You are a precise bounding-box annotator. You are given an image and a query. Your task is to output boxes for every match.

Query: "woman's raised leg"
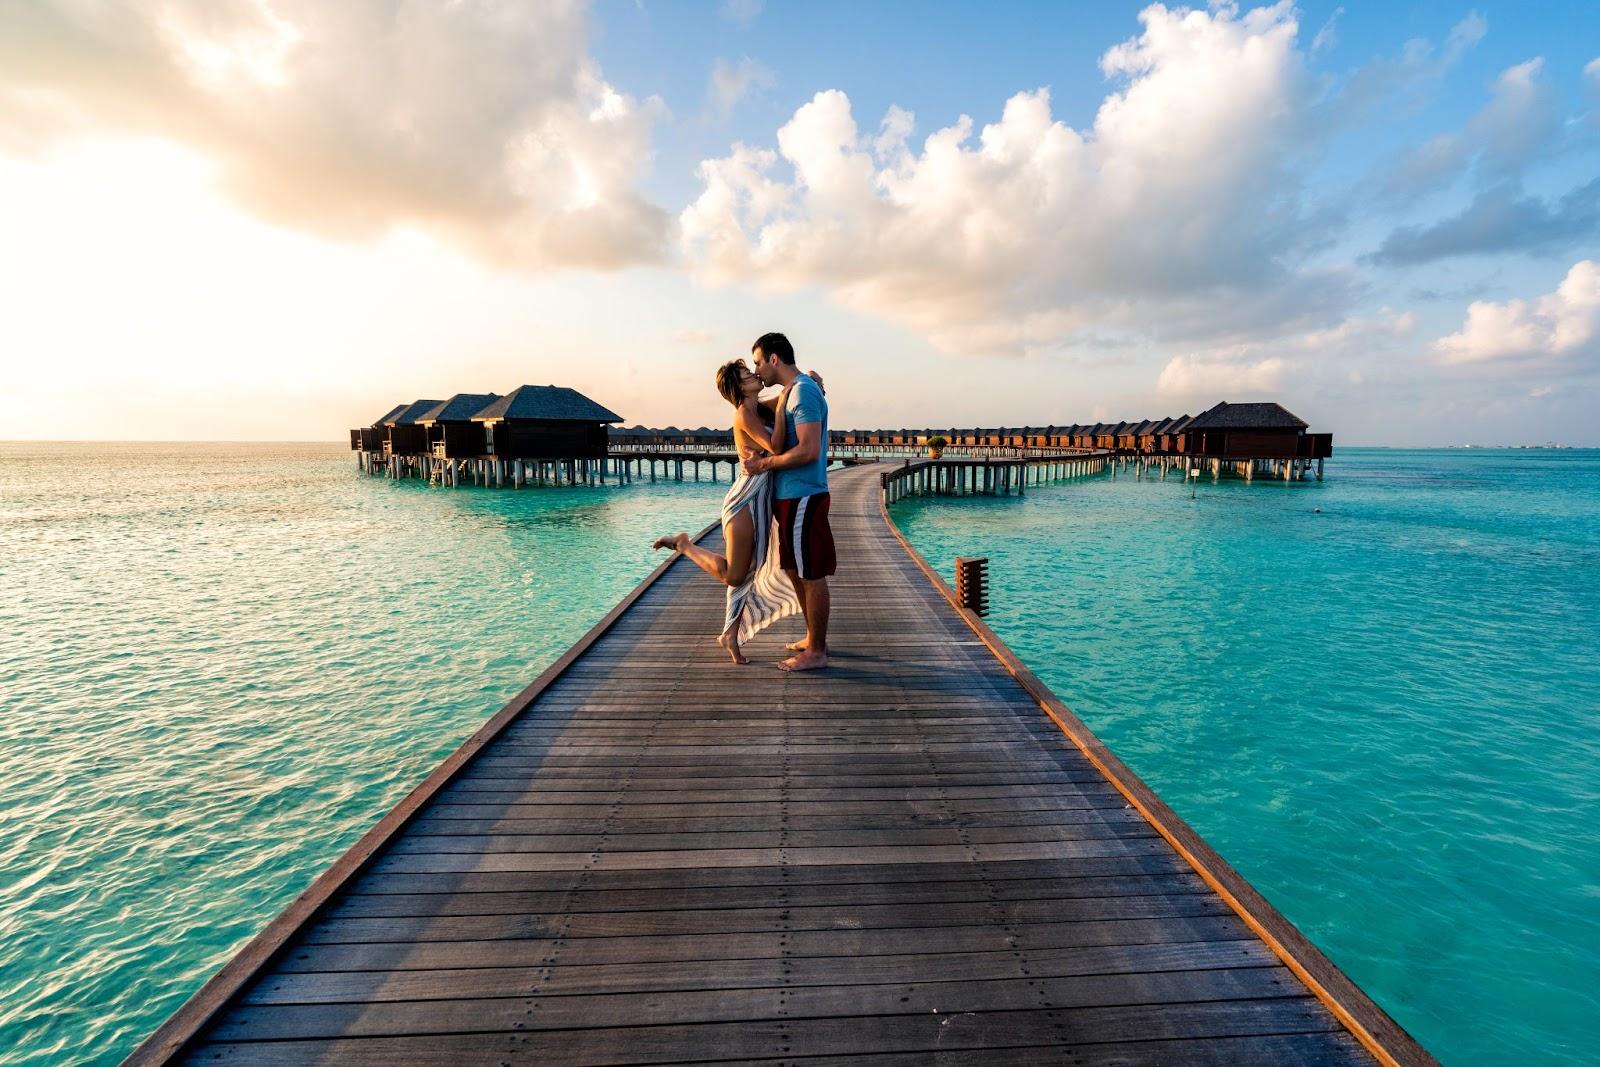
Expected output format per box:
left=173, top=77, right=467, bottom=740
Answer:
left=658, top=532, right=729, bottom=582
left=656, top=508, right=755, bottom=589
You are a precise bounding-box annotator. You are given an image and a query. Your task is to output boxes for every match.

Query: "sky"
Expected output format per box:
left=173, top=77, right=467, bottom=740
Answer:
left=0, top=1, right=1597, bottom=445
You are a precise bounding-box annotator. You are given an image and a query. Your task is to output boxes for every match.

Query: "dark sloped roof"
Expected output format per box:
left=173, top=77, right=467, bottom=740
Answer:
left=372, top=403, right=408, bottom=426
left=472, top=385, right=623, bottom=423
left=1167, top=414, right=1194, bottom=433
left=1185, top=401, right=1307, bottom=431
left=388, top=399, right=445, bottom=426
left=418, top=393, right=500, bottom=423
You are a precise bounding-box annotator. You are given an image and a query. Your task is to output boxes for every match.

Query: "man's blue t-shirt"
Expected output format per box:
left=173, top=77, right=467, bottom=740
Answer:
left=775, top=374, right=828, bottom=500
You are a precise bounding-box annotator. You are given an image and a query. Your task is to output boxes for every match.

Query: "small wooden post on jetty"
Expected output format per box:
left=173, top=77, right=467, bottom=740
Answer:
left=955, top=555, right=990, bottom=616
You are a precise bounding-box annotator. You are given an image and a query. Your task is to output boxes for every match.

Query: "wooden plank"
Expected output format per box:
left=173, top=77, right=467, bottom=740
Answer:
left=327, top=872, right=1211, bottom=920
left=344, top=854, right=1195, bottom=897
left=411, top=792, right=1132, bottom=818
left=403, top=807, right=1142, bottom=835
left=380, top=820, right=1154, bottom=855
left=367, top=837, right=1174, bottom=874
left=275, top=914, right=1257, bottom=973
left=210, top=966, right=1301, bottom=1040
left=244, top=938, right=1277, bottom=1004
left=716, top=1031, right=1372, bottom=1065
left=183, top=999, right=1348, bottom=1065
left=301, top=893, right=1234, bottom=945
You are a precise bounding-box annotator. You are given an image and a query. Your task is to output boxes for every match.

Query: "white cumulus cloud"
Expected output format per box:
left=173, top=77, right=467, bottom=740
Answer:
left=1156, top=354, right=1286, bottom=398
left=681, top=2, right=1333, bottom=355
left=0, top=1, right=670, bottom=270
left=1433, top=260, right=1600, bottom=367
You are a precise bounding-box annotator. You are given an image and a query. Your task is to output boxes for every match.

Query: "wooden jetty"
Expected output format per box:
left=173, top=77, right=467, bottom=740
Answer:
left=128, top=462, right=1429, bottom=1065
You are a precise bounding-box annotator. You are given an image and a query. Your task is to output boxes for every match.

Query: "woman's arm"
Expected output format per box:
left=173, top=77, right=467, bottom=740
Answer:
left=735, top=405, right=777, bottom=455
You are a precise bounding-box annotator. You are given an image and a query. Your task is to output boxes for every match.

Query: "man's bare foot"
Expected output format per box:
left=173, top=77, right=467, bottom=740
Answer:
left=778, top=650, right=828, bottom=672
left=652, top=533, right=685, bottom=552
left=717, top=630, right=749, bottom=665
left=785, top=638, right=811, bottom=652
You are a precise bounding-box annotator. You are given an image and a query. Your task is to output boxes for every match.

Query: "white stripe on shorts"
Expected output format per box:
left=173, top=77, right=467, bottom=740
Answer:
left=791, top=494, right=810, bottom=575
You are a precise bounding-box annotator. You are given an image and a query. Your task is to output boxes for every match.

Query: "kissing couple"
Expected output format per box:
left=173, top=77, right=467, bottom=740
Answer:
left=653, top=332, right=834, bottom=671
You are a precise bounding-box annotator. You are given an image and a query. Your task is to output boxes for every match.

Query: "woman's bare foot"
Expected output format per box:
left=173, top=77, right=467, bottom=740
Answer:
left=718, top=630, right=749, bottom=665
left=778, top=650, right=827, bottom=672
left=785, top=638, right=811, bottom=652
left=652, top=533, right=686, bottom=552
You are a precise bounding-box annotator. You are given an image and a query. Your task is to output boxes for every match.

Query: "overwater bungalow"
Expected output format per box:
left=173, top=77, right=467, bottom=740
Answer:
left=611, top=425, right=656, bottom=449
left=1140, top=418, right=1170, bottom=454
left=383, top=398, right=445, bottom=456
left=349, top=403, right=404, bottom=452
left=417, top=392, right=499, bottom=459
left=1160, top=414, right=1194, bottom=454
left=472, top=384, right=622, bottom=460
left=1183, top=401, right=1322, bottom=459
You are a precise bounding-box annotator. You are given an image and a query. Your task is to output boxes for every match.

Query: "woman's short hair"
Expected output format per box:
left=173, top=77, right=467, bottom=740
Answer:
left=715, top=359, right=746, bottom=406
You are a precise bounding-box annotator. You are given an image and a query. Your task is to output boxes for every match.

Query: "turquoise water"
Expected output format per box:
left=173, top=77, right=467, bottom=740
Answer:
left=0, top=442, right=723, bottom=1065
left=894, top=449, right=1600, bottom=1066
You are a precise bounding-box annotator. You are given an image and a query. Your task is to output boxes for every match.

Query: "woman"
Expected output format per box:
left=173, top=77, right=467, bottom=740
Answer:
left=652, top=361, right=819, bottom=663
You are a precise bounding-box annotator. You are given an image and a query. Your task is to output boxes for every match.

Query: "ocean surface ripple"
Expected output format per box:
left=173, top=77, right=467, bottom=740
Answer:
left=894, top=448, right=1600, bottom=1067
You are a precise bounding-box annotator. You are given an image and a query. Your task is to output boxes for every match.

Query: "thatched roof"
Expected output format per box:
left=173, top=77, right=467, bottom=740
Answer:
left=372, top=403, right=408, bottom=427
left=472, top=384, right=622, bottom=423
left=1185, top=401, right=1308, bottom=431
left=417, top=393, right=499, bottom=424
left=387, top=399, right=445, bottom=426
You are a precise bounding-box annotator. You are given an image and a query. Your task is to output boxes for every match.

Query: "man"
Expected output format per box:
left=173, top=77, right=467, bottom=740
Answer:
left=742, top=332, right=833, bottom=672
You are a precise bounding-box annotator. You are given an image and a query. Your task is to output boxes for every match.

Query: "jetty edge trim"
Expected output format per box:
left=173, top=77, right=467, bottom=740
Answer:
left=121, top=520, right=722, bottom=1067
left=877, top=487, right=1437, bottom=1067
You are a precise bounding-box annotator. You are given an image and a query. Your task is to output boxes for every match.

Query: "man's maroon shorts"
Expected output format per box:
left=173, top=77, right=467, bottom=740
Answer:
left=774, top=492, right=836, bottom=580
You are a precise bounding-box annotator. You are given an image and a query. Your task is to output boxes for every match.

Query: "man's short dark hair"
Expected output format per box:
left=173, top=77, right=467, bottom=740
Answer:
left=753, top=332, right=796, bottom=365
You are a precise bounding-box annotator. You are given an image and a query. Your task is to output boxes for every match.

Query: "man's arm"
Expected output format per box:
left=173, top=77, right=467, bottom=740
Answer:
left=746, top=421, right=820, bottom=474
